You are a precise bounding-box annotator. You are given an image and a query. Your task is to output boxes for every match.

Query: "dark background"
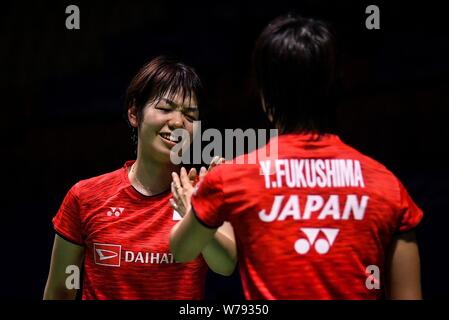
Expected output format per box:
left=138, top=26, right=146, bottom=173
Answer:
left=1, top=0, right=448, bottom=299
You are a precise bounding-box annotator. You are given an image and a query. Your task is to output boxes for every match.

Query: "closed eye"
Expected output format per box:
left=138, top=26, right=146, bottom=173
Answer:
left=156, top=106, right=172, bottom=113
left=184, top=113, right=198, bottom=122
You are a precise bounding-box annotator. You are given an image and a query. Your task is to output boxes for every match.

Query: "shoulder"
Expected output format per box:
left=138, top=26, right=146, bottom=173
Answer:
left=340, top=139, right=397, bottom=177
left=339, top=140, right=403, bottom=199
left=74, top=165, right=127, bottom=199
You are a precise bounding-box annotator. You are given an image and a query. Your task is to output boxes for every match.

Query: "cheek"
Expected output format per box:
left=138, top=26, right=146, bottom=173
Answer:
left=141, top=108, right=165, bottom=132
left=184, top=122, right=194, bottom=138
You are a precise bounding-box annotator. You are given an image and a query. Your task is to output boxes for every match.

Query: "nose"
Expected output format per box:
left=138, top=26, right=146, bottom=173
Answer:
left=167, top=111, right=184, bottom=130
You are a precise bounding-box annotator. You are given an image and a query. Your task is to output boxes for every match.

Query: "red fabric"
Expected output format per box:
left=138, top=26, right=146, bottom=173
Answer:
left=192, top=133, right=423, bottom=299
left=53, top=161, right=207, bottom=300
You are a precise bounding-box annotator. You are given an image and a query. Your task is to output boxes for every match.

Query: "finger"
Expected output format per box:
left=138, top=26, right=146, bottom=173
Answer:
left=208, top=156, right=219, bottom=171
left=199, top=166, right=207, bottom=182
left=188, top=167, right=197, bottom=183
left=171, top=173, right=181, bottom=198
left=169, top=198, right=178, bottom=210
left=170, top=198, right=185, bottom=216
left=212, top=155, right=220, bottom=164
left=209, top=156, right=225, bottom=172
left=172, top=171, right=181, bottom=187
left=171, top=182, right=180, bottom=202
left=180, top=167, right=191, bottom=187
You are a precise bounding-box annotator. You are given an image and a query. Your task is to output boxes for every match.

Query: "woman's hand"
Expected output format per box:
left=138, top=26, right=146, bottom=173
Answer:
left=170, top=167, right=197, bottom=217
left=206, top=155, right=225, bottom=173
left=170, top=156, right=224, bottom=217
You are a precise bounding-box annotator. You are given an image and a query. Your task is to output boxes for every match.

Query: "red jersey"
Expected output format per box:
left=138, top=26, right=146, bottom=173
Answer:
left=53, top=161, right=208, bottom=300
left=191, top=133, right=423, bottom=300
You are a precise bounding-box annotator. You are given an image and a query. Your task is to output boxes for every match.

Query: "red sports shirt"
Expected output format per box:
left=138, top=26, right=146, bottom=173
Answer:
left=191, top=133, right=423, bottom=299
left=53, top=161, right=208, bottom=300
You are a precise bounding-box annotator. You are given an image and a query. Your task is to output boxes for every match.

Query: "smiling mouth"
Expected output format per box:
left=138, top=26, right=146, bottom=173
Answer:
left=159, top=132, right=182, bottom=144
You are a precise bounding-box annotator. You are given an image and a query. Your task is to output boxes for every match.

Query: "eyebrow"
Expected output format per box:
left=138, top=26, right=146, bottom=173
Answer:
left=160, top=98, right=199, bottom=112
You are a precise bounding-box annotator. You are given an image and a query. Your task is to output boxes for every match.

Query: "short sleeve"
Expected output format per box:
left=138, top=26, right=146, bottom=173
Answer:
left=52, top=183, right=84, bottom=245
left=396, top=180, right=424, bottom=233
left=191, top=165, right=228, bottom=229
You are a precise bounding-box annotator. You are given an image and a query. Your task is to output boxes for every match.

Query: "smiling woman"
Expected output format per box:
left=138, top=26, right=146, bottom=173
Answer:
left=43, top=56, right=237, bottom=300
left=125, top=57, right=201, bottom=163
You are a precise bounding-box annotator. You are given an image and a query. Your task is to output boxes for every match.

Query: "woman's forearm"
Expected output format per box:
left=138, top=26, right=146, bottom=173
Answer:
left=201, top=228, right=237, bottom=276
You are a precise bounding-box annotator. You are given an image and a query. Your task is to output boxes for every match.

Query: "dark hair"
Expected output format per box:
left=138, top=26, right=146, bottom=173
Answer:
left=125, top=56, right=203, bottom=146
left=252, top=13, right=337, bottom=134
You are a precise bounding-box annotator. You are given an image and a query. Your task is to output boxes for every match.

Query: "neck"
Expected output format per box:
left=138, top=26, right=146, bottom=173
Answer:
left=129, top=154, right=178, bottom=196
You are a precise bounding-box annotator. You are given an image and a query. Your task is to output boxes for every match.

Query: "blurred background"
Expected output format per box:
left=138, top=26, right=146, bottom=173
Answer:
left=1, top=0, right=448, bottom=299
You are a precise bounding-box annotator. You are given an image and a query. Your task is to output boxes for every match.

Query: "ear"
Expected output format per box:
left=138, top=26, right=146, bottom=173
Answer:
left=260, top=94, right=274, bottom=123
left=128, top=105, right=139, bottom=128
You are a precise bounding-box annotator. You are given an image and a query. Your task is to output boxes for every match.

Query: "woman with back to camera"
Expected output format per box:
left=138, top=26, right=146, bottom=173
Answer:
left=170, top=14, right=423, bottom=300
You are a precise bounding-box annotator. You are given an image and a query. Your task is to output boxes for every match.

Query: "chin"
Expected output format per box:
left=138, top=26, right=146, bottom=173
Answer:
left=154, top=146, right=173, bottom=164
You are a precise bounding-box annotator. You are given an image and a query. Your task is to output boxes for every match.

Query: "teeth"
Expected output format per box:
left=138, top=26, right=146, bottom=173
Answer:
left=160, top=133, right=180, bottom=142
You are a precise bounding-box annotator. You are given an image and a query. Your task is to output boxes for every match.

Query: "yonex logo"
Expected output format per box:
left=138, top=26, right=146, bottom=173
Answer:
left=94, top=243, right=121, bottom=267
left=294, top=228, right=339, bottom=255
left=107, top=207, right=124, bottom=217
